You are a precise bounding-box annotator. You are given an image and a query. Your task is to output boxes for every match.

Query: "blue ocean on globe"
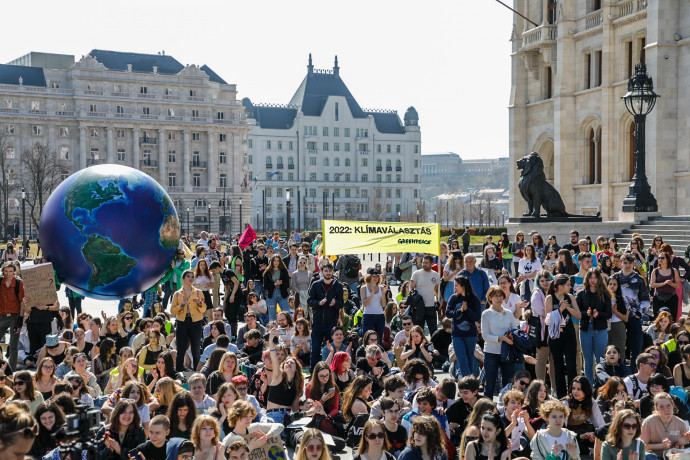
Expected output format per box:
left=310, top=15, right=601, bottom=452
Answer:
left=39, top=164, right=181, bottom=300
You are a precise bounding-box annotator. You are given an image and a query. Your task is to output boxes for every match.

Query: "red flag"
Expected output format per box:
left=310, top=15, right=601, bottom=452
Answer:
left=238, top=224, right=257, bottom=249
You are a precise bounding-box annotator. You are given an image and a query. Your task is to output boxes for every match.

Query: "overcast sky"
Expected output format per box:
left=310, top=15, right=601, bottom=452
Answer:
left=0, top=0, right=512, bottom=160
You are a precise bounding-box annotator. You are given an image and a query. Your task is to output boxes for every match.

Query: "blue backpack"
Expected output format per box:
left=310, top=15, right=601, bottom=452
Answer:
left=669, top=386, right=690, bottom=413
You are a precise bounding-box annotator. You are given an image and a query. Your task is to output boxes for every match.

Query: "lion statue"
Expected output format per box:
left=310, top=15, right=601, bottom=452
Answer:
left=516, top=152, right=568, bottom=217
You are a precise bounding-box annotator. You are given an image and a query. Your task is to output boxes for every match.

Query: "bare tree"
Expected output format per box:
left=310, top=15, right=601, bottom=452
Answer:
left=21, top=142, right=68, bottom=230
left=0, top=131, right=19, bottom=239
left=368, top=188, right=392, bottom=221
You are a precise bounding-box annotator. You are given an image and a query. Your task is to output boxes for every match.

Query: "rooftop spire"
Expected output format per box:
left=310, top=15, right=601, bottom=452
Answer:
left=333, top=55, right=339, bottom=78
left=308, top=53, right=313, bottom=76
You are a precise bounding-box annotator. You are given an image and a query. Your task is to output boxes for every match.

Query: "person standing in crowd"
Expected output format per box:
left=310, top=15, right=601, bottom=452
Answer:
left=290, top=256, right=313, bottom=321
left=399, top=253, right=420, bottom=283
left=0, top=262, right=25, bottom=368
left=498, top=233, right=513, bottom=275
left=461, top=227, right=471, bottom=255
left=517, top=244, right=542, bottom=301
left=530, top=270, right=552, bottom=382
left=481, top=285, right=519, bottom=399
left=161, top=250, right=190, bottom=308
left=613, top=254, right=650, bottom=371
left=459, top=254, right=490, bottom=308
left=263, top=254, right=291, bottom=321
left=410, top=255, right=442, bottom=335
left=511, top=231, right=526, bottom=275
left=283, top=243, right=300, bottom=275
left=170, top=269, right=207, bottom=372
left=308, top=262, right=343, bottom=368
left=360, top=268, right=387, bottom=345
left=576, top=268, right=612, bottom=386
left=250, top=245, right=269, bottom=297
left=445, top=275, right=481, bottom=379
left=336, top=254, right=361, bottom=293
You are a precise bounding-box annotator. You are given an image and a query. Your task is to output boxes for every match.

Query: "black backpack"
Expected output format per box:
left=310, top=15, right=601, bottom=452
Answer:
left=344, top=255, right=361, bottom=278
left=406, top=289, right=426, bottom=323
left=394, top=266, right=403, bottom=281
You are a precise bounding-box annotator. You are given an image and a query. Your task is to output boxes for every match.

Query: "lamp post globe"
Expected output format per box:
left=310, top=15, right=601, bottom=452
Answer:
left=621, top=60, right=660, bottom=213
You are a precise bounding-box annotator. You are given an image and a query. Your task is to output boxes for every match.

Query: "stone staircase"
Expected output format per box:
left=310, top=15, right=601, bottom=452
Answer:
left=614, top=216, right=690, bottom=253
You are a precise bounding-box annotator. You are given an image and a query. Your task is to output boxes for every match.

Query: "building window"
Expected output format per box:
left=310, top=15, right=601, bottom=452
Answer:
left=89, top=104, right=98, bottom=113
left=414, top=190, right=418, bottom=198
left=361, top=190, right=368, bottom=198
left=266, top=140, right=272, bottom=149
left=219, top=151, right=227, bottom=164
left=89, top=147, right=99, bottom=159
left=116, top=129, right=125, bottom=139
left=334, top=143, right=340, bottom=151
left=33, top=126, right=43, bottom=136
left=266, top=156, right=273, bottom=168
left=359, top=144, right=368, bottom=152
left=309, top=157, right=316, bottom=166
left=288, top=172, right=294, bottom=180
left=334, top=158, right=340, bottom=167
left=345, top=173, right=351, bottom=181
left=414, top=174, right=419, bottom=182
left=591, top=0, right=601, bottom=11
left=345, top=189, right=350, bottom=198
left=387, top=145, right=391, bottom=153
left=344, top=143, right=351, bottom=152
left=117, top=149, right=126, bottom=162
left=345, top=159, right=351, bottom=167
left=395, top=189, right=401, bottom=198
left=627, top=120, right=635, bottom=181
left=288, top=141, right=293, bottom=150
left=386, top=174, right=392, bottom=182
left=585, top=53, right=592, bottom=89
left=59, top=127, right=69, bottom=137
left=248, top=139, right=253, bottom=148
left=414, top=145, right=419, bottom=154
left=310, top=173, right=316, bottom=181
left=323, top=127, right=328, bottom=136
left=6, top=147, right=14, bottom=159
left=220, top=174, right=227, bottom=187
left=376, top=174, right=382, bottom=182
left=192, top=132, right=200, bottom=141
left=377, top=145, right=382, bottom=153
left=265, top=188, right=272, bottom=198
left=216, top=111, right=224, bottom=120
left=167, top=131, right=176, bottom=140
left=361, top=174, right=368, bottom=182
left=548, top=0, right=557, bottom=24
left=60, top=146, right=69, bottom=160
left=276, top=141, right=282, bottom=150
left=168, top=173, right=176, bottom=187
left=5, top=124, right=14, bottom=134
left=248, top=155, right=253, bottom=165
left=323, top=142, right=329, bottom=151
left=333, top=127, right=339, bottom=137
left=344, top=128, right=350, bottom=137
left=335, top=102, right=339, bottom=121
left=595, top=51, right=602, bottom=87
left=324, top=158, right=329, bottom=166
left=356, top=128, right=369, bottom=138
left=140, top=86, right=148, bottom=94
left=219, top=134, right=227, bottom=142
left=545, top=66, right=553, bottom=99
left=304, top=126, right=317, bottom=135
left=361, top=158, right=368, bottom=167
left=277, top=156, right=284, bottom=169
left=193, top=174, right=201, bottom=187
left=168, top=150, right=176, bottom=163
left=192, top=152, right=201, bottom=166
left=324, top=173, right=329, bottom=181
left=396, top=174, right=401, bottom=182
left=587, top=127, right=602, bottom=184
left=396, top=145, right=401, bottom=153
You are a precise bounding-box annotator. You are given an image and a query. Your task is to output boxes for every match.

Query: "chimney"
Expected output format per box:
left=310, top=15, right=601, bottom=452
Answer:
left=307, top=53, right=313, bottom=76
left=333, top=55, right=339, bottom=78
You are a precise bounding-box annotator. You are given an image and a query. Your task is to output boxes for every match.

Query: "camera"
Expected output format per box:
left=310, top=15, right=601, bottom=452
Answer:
left=347, top=332, right=360, bottom=345
left=56, top=401, right=101, bottom=460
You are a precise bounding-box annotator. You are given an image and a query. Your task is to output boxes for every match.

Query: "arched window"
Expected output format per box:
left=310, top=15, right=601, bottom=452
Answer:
left=266, top=156, right=272, bottom=168
left=386, top=160, right=392, bottom=171
left=345, top=159, right=350, bottom=167
left=628, top=120, right=635, bottom=181
left=287, top=157, right=294, bottom=169
left=587, top=127, right=601, bottom=184
left=277, top=156, right=284, bottom=168
left=324, top=158, right=329, bottom=166
left=334, top=158, right=340, bottom=167
left=396, top=159, right=402, bottom=170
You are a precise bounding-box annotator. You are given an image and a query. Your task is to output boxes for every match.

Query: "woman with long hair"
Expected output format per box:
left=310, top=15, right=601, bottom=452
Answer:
left=330, top=350, right=355, bottom=393
left=517, top=244, right=542, bottom=300
left=291, top=255, right=313, bottom=321
left=0, top=404, right=38, bottom=459
left=67, top=374, right=95, bottom=407
left=360, top=269, right=388, bottom=346
left=208, top=382, right=239, bottom=436
left=555, top=249, right=578, bottom=276
left=396, top=281, right=411, bottom=303
left=529, top=271, right=552, bottom=382
left=29, top=401, right=65, bottom=458
left=607, top=277, right=628, bottom=360
left=191, top=414, right=222, bottom=460
left=305, top=361, right=340, bottom=417
left=459, top=398, right=497, bottom=457
left=545, top=274, right=581, bottom=398
left=9, top=370, right=44, bottom=413
left=146, top=350, right=184, bottom=392
left=646, top=344, right=672, bottom=377
left=168, top=391, right=197, bottom=439
left=341, top=375, right=374, bottom=421
left=73, top=327, right=94, bottom=359
left=532, top=233, right=546, bottom=261
left=445, top=274, right=481, bottom=379
left=193, top=258, right=214, bottom=310
left=595, top=376, right=628, bottom=423
left=464, top=412, right=511, bottom=460
left=658, top=243, right=690, bottom=322
left=119, top=310, right=135, bottom=335
left=602, top=409, right=644, bottom=460
left=542, top=246, right=558, bottom=272
left=481, top=245, right=502, bottom=280
left=522, top=380, right=550, bottom=432
left=137, top=330, right=164, bottom=372
left=649, top=252, right=681, bottom=320
left=355, top=419, right=397, bottom=460
left=170, top=268, right=207, bottom=372
left=58, top=306, right=74, bottom=332
left=511, top=231, right=526, bottom=276
left=499, top=232, right=513, bottom=275
left=153, top=376, right=183, bottom=416
left=645, top=310, right=673, bottom=346
left=266, top=330, right=304, bottom=423
left=93, top=337, right=119, bottom=390
left=201, top=320, right=225, bottom=350
left=294, top=428, right=333, bottom=460
left=96, top=399, right=145, bottom=460
left=33, top=357, right=58, bottom=400
left=291, top=317, right=312, bottom=368
left=206, top=351, right=239, bottom=397
left=625, top=238, right=647, bottom=279
left=576, top=268, right=612, bottom=386
left=263, top=254, right=291, bottom=320
left=399, top=415, right=449, bottom=460
left=499, top=274, right=528, bottom=320
left=442, top=250, right=464, bottom=306
left=562, top=376, right=604, bottom=453
left=673, top=343, right=690, bottom=391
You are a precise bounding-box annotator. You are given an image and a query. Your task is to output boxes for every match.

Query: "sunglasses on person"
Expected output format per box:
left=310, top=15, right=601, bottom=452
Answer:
left=366, top=432, right=386, bottom=440
left=236, top=386, right=248, bottom=392
left=643, top=362, right=657, bottom=368
left=13, top=381, right=27, bottom=387
left=678, top=340, right=690, bottom=345
left=517, top=379, right=530, bottom=387
left=124, top=316, right=133, bottom=320
left=71, top=384, right=81, bottom=391
left=0, top=375, right=5, bottom=381
left=622, top=423, right=639, bottom=430
left=650, top=353, right=660, bottom=359
left=306, top=443, right=323, bottom=453
left=402, top=322, right=413, bottom=326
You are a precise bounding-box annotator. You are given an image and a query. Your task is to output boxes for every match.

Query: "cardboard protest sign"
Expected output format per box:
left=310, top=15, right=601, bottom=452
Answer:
left=21, top=263, right=58, bottom=306
left=242, top=434, right=286, bottom=460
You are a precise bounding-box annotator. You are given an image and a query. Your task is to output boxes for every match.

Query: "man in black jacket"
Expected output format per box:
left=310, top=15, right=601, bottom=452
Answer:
left=283, top=243, right=300, bottom=275
left=308, top=262, right=343, bottom=367
left=249, top=245, right=268, bottom=297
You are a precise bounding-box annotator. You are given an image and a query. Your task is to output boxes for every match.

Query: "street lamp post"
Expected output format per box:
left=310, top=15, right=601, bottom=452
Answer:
left=239, top=198, right=243, bottom=230
left=621, top=60, right=660, bottom=212
left=416, top=209, right=420, bottom=223
left=21, top=188, right=25, bottom=242
left=286, top=188, right=291, bottom=239
left=222, top=184, right=226, bottom=235
left=207, top=203, right=211, bottom=233
left=186, top=206, right=190, bottom=237
left=502, top=210, right=505, bottom=226
left=398, top=211, right=401, bottom=222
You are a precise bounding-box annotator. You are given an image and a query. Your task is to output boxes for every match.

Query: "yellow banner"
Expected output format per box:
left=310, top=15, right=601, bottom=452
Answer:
left=322, top=220, right=441, bottom=256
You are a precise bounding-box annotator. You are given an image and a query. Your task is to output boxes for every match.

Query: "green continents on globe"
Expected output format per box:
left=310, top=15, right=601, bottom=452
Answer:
left=160, top=212, right=181, bottom=250
left=81, top=234, right=137, bottom=290
left=64, top=173, right=125, bottom=230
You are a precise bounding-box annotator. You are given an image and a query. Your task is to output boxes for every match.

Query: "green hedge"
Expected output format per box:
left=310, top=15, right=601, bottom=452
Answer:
left=441, top=227, right=507, bottom=237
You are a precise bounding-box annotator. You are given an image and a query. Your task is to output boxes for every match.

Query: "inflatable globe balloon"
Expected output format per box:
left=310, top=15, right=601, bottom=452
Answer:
left=39, top=164, right=181, bottom=299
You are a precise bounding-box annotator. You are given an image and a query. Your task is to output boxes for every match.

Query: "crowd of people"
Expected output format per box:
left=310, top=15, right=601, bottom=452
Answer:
left=0, top=227, right=689, bottom=460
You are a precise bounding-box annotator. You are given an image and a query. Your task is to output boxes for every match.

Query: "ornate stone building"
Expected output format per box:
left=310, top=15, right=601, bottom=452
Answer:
left=0, top=50, right=250, bottom=235
left=244, top=55, right=422, bottom=230
left=509, top=0, right=690, bottom=219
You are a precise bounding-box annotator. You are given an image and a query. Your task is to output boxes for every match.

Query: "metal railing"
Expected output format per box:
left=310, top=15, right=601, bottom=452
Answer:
left=140, top=160, right=158, bottom=168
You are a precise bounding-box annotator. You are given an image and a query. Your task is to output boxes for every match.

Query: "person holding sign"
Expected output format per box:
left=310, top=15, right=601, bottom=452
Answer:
left=221, top=400, right=284, bottom=457
left=0, top=262, right=27, bottom=368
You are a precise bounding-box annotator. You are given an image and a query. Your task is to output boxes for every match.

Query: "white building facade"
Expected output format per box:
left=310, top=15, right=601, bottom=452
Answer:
left=244, top=55, right=422, bottom=231
left=0, top=50, right=250, bottom=236
left=509, top=0, right=690, bottom=220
